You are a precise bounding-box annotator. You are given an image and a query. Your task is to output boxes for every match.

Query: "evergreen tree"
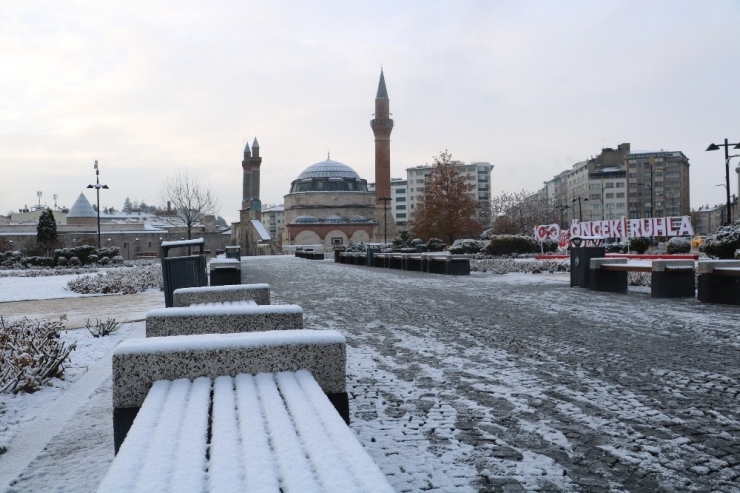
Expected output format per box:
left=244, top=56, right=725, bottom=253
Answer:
left=408, top=151, right=484, bottom=244
left=123, top=197, right=133, bottom=213
left=36, top=209, right=58, bottom=255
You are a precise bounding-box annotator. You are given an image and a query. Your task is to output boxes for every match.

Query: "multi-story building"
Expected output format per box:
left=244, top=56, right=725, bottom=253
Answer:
left=370, top=160, right=493, bottom=228
left=260, top=204, right=284, bottom=242
left=542, top=143, right=690, bottom=228
left=627, top=150, right=690, bottom=219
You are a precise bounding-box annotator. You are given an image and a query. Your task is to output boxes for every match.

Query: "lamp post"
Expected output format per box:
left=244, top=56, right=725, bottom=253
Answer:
left=86, top=160, right=109, bottom=248
left=556, top=204, right=570, bottom=229
left=706, top=139, right=740, bottom=225
left=571, top=196, right=589, bottom=222
left=379, top=196, right=391, bottom=245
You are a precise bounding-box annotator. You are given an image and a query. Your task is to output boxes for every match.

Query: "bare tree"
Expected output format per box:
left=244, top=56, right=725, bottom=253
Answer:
left=159, top=172, right=220, bottom=239
left=408, top=151, right=484, bottom=244
left=490, top=190, right=558, bottom=235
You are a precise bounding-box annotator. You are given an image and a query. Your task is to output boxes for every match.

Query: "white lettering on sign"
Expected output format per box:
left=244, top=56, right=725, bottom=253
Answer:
left=534, top=216, right=694, bottom=243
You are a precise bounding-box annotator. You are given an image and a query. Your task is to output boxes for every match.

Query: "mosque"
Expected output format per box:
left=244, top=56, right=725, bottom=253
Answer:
left=233, top=69, right=398, bottom=254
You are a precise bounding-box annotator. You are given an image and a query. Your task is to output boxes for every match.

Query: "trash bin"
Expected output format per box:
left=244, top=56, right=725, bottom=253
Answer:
left=570, top=246, right=606, bottom=287
left=210, top=258, right=241, bottom=286
left=161, top=239, right=208, bottom=307
left=225, top=246, right=241, bottom=261
left=334, top=246, right=346, bottom=263
left=365, top=245, right=381, bottom=266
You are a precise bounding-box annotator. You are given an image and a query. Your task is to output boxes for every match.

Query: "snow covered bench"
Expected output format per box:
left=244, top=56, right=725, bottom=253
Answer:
left=424, top=253, right=471, bottom=275
left=145, top=301, right=303, bottom=337
left=100, top=370, right=392, bottom=493
left=172, top=283, right=270, bottom=307
left=589, top=258, right=695, bottom=297
left=697, top=260, right=740, bottom=304
left=111, top=329, right=349, bottom=453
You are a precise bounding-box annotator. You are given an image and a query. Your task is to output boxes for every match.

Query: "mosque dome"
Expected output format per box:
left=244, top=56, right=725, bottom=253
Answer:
left=289, top=158, right=369, bottom=193
left=326, top=214, right=345, bottom=223
left=293, top=215, right=319, bottom=224
left=350, top=215, right=368, bottom=223
left=67, top=193, right=97, bottom=218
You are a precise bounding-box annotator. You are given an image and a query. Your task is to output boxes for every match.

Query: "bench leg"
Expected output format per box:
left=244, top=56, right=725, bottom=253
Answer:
left=589, top=269, right=627, bottom=294
left=698, top=274, right=740, bottom=304
left=327, top=391, right=349, bottom=425
left=651, top=271, right=695, bottom=298
left=113, top=407, right=140, bottom=455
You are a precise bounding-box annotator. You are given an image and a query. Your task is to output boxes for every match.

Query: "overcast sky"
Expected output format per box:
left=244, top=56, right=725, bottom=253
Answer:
left=2, top=1, right=739, bottom=223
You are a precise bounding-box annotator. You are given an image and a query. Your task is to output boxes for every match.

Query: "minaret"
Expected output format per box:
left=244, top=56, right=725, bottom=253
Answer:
left=250, top=137, right=261, bottom=215
left=241, top=142, right=252, bottom=210
left=370, top=69, right=397, bottom=241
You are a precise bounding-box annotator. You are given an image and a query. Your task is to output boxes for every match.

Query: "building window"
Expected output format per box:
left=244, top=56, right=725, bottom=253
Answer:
left=617, top=203, right=625, bottom=209
left=605, top=193, right=614, bottom=199
left=630, top=211, right=640, bottom=219
left=396, top=197, right=406, bottom=202
left=396, top=205, right=406, bottom=210
left=332, top=237, right=342, bottom=245
left=604, top=183, right=614, bottom=188
left=396, top=188, right=406, bottom=193
left=616, top=182, right=625, bottom=188
left=616, top=192, right=625, bottom=198
left=397, top=213, right=406, bottom=218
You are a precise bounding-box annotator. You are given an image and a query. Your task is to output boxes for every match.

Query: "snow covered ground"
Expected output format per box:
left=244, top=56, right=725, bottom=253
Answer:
left=0, top=274, right=90, bottom=303
left=0, top=256, right=738, bottom=492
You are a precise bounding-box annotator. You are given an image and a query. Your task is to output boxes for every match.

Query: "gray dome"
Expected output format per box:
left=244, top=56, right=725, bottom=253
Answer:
left=67, top=193, right=96, bottom=218
left=293, top=215, right=319, bottom=224
left=297, top=159, right=361, bottom=180
left=350, top=215, right=368, bottom=222
left=326, top=214, right=345, bottom=223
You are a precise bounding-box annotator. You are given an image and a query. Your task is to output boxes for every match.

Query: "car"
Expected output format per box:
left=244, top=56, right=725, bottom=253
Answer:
left=691, top=236, right=705, bottom=248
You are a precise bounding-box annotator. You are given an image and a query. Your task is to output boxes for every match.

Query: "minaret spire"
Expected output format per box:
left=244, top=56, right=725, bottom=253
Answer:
left=376, top=68, right=389, bottom=99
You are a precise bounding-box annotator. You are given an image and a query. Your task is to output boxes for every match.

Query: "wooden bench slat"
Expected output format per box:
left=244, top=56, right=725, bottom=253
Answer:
left=294, top=371, right=395, bottom=493
left=255, top=373, right=323, bottom=493
left=170, top=377, right=210, bottom=493
left=601, top=264, right=652, bottom=273
left=99, top=380, right=172, bottom=492
left=713, top=267, right=740, bottom=277
left=209, top=376, right=246, bottom=492
left=234, top=374, right=281, bottom=492
left=276, top=372, right=360, bottom=491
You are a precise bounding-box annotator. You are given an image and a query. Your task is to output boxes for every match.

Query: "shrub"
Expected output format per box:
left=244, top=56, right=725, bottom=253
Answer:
left=425, top=238, right=447, bottom=252
left=629, top=237, right=651, bottom=254
left=0, top=316, right=76, bottom=393
left=606, top=243, right=627, bottom=254
left=67, top=263, right=163, bottom=294
left=111, top=255, right=124, bottom=264
left=99, top=256, right=110, bottom=265
left=485, top=235, right=538, bottom=256
left=541, top=239, right=559, bottom=253
left=20, top=240, right=45, bottom=258
left=85, top=318, right=123, bottom=338
left=393, top=230, right=413, bottom=248
left=470, top=257, right=568, bottom=274
left=56, top=257, right=68, bottom=267
left=76, top=234, right=98, bottom=247
left=449, top=239, right=485, bottom=254
left=666, top=237, right=691, bottom=254
left=700, top=224, right=740, bottom=259
left=86, top=254, right=100, bottom=264
left=0, top=238, right=12, bottom=253
left=68, top=256, right=81, bottom=267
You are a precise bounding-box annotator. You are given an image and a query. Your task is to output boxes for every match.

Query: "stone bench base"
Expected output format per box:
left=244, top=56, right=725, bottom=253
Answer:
left=145, top=303, right=303, bottom=337
left=101, top=370, right=392, bottom=493
left=112, top=329, right=347, bottom=452
left=590, top=258, right=695, bottom=298
left=697, top=260, right=740, bottom=304
left=173, top=283, right=270, bottom=306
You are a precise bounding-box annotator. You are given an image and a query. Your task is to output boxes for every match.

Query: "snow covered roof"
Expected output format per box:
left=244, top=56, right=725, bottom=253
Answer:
left=251, top=219, right=271, bottom=241
left=297, top=159, right=361, bottom=180
left=67, top=193, right=96, bottom=218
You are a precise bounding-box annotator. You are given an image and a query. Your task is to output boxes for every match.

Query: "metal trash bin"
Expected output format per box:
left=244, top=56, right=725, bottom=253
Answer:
left=365, top=245, right=381, bottom=266
left=210, top=258, right=241, bottom=286
left=161, top=239, right=208, bottom=307
left=225, top=246, right=241, bottom=261
left=570, top=246, right=606, bottom=288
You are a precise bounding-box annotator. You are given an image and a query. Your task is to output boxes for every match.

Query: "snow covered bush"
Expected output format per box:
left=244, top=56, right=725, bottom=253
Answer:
left=111, top=255, right=124, bottom=264
left=629, top=237, right=651, bottom=254
left=666, top=237, right=691, bottom=254
left=85, top=318, right=122, bottom=338
left=87, top=254, right=99, bottom=264
left=67, top=263, right=163, bottom=294
left=68, top=256, right=81, bottom=267
left=425, top=238, right=447, bottom=252
left=0, top=238, right=12, bottom=253
left=606, top=243, right=628, bottom=254
left=485, top=235, right=538, bottom=256
left=628, top=271, right=651, bottom=287
left=99, top=256, right=110, bottom=265
left=700, top=224, right=740, bottom=259
left=448, top=239, right=485, bottom=254
left=470, top=258, right=568, bottom=274
left=0, top=316, right=76, bottom=394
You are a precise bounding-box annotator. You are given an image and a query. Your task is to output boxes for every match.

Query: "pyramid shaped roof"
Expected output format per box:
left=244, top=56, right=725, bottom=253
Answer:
left=67, top=193, right=97, bottom=218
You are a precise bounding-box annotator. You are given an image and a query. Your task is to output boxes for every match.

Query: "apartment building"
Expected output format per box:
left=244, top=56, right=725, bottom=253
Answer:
left=260, top=204, right=285, bottom=242
left=627, top=150, right=690, bottom=219
left=370, top=160, right=493, bottom=228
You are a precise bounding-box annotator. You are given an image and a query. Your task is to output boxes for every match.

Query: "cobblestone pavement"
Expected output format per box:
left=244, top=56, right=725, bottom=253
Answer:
left=243, top=256, right=740, bottom=493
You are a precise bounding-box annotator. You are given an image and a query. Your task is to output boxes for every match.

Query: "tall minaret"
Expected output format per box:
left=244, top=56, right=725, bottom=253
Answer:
left=241, top=142, right=252, bottom=210
left=370, top=69, right=397, bottom=241
left=241, top=137, right=262, bottom=215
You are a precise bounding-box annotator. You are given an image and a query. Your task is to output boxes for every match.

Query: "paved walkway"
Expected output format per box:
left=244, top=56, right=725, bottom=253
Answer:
left=243, top=256, right=740, bottom=493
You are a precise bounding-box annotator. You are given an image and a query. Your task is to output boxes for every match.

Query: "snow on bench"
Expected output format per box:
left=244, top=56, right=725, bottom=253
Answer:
left=145, top=302, right=303, bottom=337
left=173, top=283, right=270, bottom=306
left=112, top=329, right=348, bottom=452
left=589, top=258, right=696, bottom=298
left=100, top=371, right=392, bottom=493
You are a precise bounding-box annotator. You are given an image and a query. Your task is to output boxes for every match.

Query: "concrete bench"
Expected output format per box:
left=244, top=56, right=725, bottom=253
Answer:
left=424, top=253, right=471, bottom=275
left=697, top=260, right=740, bottom=304
left=145, top=301, right=303, bottom=337
left=111, top=329, right=348, bottom=453
left=173, top=283, right=270, bottom=306
left=100, top=370, right=392, bottom=493
left=590, top=258, right=695, bottom=297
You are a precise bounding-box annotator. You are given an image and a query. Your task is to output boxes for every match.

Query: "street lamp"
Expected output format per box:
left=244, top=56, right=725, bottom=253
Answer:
left=556, top=204, right=570, bottom=229
left=706, top=139, right=740, bottom=225
left=86, top=160, right=109, bottom=248
left=379, top=196, right=391, bottom=245
left=571, top=196, right=589, bottom=222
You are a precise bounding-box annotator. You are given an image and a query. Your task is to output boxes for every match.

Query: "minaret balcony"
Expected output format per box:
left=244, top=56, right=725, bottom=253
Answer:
left=370, top=118, right=394, bottom=129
